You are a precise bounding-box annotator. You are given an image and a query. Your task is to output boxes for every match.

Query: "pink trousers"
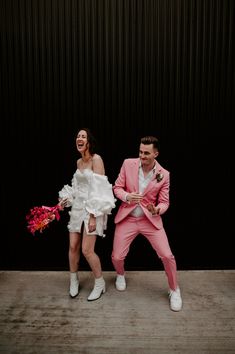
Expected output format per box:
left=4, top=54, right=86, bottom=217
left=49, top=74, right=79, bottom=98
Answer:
left=111, top=215, right=178, bottom=290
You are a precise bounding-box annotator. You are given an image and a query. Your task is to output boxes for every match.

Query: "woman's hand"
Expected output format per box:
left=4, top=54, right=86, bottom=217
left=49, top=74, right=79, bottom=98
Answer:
left=88, top=214, right=96, bottom=233
left=58, top=198, right=68, bottom=209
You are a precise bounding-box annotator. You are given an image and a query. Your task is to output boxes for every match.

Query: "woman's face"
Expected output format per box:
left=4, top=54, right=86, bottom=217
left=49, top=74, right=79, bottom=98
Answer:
left=76, top=130, right=89, bottom=153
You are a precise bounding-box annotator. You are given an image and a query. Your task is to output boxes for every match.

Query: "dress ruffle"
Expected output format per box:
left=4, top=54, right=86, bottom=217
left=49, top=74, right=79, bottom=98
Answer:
left=85, top=173, right=116, bottom=216
left=58, top=169, right=116, bottom=236
left=58, top=184, right=74, bottom=207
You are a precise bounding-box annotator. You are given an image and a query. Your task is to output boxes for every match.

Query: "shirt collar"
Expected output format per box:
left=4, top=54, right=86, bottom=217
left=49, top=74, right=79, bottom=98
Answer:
left=139, top=160, right=156, bottom=173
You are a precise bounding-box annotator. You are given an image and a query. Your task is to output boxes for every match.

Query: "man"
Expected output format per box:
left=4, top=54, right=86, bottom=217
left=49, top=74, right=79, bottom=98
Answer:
left=111, top=136, right=182, bottom=311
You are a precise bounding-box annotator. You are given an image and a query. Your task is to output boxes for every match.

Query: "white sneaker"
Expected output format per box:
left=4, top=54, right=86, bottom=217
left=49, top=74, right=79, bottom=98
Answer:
left=115, top=275, right=126, bottom=291
left=168, top=287, right=182, bottom=311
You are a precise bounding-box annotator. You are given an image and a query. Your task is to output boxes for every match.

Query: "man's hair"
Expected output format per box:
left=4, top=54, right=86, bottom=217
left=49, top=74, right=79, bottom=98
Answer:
left=140, top=136, right=160, bottom=151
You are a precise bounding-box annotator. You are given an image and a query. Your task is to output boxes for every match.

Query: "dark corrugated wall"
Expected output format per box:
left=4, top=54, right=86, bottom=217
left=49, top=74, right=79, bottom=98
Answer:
left=1, top=0, right=234, bottom=270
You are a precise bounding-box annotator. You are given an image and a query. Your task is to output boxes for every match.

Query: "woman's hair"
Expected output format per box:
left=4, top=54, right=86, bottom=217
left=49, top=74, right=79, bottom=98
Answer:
left=78, top=127, right=97, bottom=155
left=140, top=136, right=160, bottom=151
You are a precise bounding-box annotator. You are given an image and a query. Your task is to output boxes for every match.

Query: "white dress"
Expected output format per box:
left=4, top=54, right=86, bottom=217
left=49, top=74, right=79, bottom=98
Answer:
left=58, top=169, right=116, bottom=237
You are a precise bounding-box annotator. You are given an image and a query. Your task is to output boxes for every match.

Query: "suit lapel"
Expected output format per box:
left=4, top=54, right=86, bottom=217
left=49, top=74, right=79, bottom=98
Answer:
left=130, top=159, right=140, bottom=193
left=142, top=161, right=162, bottom=196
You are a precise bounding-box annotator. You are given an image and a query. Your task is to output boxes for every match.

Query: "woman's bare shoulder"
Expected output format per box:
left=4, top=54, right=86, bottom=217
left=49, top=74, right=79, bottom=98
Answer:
left=77, top=158, right=82, bottom=168
left=92, top=154, right=105, bottom=174
left=92, top=153, right=103, bottom=162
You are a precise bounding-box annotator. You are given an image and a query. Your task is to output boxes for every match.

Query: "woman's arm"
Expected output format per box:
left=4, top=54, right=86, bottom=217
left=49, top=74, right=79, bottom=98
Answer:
left=92, top=154, right=105, bottom=175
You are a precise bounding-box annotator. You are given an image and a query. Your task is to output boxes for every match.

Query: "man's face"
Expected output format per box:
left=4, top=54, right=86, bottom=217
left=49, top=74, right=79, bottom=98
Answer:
left=139, top=143, right=158, bottom=167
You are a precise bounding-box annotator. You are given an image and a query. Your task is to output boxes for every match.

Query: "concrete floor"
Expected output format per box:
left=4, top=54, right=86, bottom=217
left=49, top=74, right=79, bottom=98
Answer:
left=0, top=270, right=235, bottom=354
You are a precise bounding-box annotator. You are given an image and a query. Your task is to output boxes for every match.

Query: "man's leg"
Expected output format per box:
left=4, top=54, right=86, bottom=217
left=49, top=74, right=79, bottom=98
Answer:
left=138, top=218, right=178, bottom=290
left=111, top=217, right=139, bottom=275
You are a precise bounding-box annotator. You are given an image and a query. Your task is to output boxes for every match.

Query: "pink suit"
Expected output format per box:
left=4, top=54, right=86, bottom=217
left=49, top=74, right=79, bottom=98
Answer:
left=111, top=158, right=178, bottom=290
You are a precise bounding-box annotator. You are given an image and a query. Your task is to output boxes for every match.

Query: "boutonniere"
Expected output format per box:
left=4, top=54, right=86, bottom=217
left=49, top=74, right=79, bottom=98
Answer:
left=156, top=172, right=164, bottom=182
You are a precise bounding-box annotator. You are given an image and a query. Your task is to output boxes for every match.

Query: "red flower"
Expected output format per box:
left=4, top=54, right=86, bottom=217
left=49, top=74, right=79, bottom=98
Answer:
left=26, top=204, right=63, bottom=235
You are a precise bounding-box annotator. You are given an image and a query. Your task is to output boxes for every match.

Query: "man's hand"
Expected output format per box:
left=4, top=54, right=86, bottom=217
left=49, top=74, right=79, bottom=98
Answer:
left=126, top=192, right=143, bottom=204
left=147, top=203, right=160, bottom=215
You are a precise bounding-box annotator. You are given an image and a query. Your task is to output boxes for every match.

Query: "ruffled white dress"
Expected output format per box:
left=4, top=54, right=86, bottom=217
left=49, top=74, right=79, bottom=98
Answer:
left=59, top=169, right=116, bottom=237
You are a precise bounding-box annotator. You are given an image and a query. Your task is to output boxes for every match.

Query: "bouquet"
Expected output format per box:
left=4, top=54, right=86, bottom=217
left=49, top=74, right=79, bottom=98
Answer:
left=26, top=203, right=64, bottom=235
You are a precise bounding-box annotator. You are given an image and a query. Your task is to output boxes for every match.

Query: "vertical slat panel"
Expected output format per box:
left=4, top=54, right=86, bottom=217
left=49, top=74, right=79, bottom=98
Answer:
left=0, top=0, right=234, bottom=270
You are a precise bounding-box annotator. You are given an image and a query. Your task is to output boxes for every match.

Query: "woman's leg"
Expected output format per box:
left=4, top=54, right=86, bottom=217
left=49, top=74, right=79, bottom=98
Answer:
left=69, top=232, right=82, bottom=272
left=82, top=231, right=102, bottom=278
left=68, top=232, right=82, bottom=298
left=82, top=231, right=105, bottom=301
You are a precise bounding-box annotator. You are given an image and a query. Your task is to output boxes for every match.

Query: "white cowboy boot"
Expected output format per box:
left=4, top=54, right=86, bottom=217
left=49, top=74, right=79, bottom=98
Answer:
left=87, top=276, right=106, bottom=301
left=69, top=272, right=79, bottom=298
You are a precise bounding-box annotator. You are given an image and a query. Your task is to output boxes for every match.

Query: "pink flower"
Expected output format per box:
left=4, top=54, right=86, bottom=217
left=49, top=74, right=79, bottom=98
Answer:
left=26, top=204, right=63, bottom=235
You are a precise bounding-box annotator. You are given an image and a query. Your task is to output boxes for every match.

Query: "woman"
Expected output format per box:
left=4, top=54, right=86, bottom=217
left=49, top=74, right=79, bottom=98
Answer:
left=59, top=128, right=116, bottom=301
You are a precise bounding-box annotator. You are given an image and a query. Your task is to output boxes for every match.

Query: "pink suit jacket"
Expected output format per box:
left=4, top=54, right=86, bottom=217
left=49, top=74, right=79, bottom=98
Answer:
left=113, top=158, right=170, bottom=230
